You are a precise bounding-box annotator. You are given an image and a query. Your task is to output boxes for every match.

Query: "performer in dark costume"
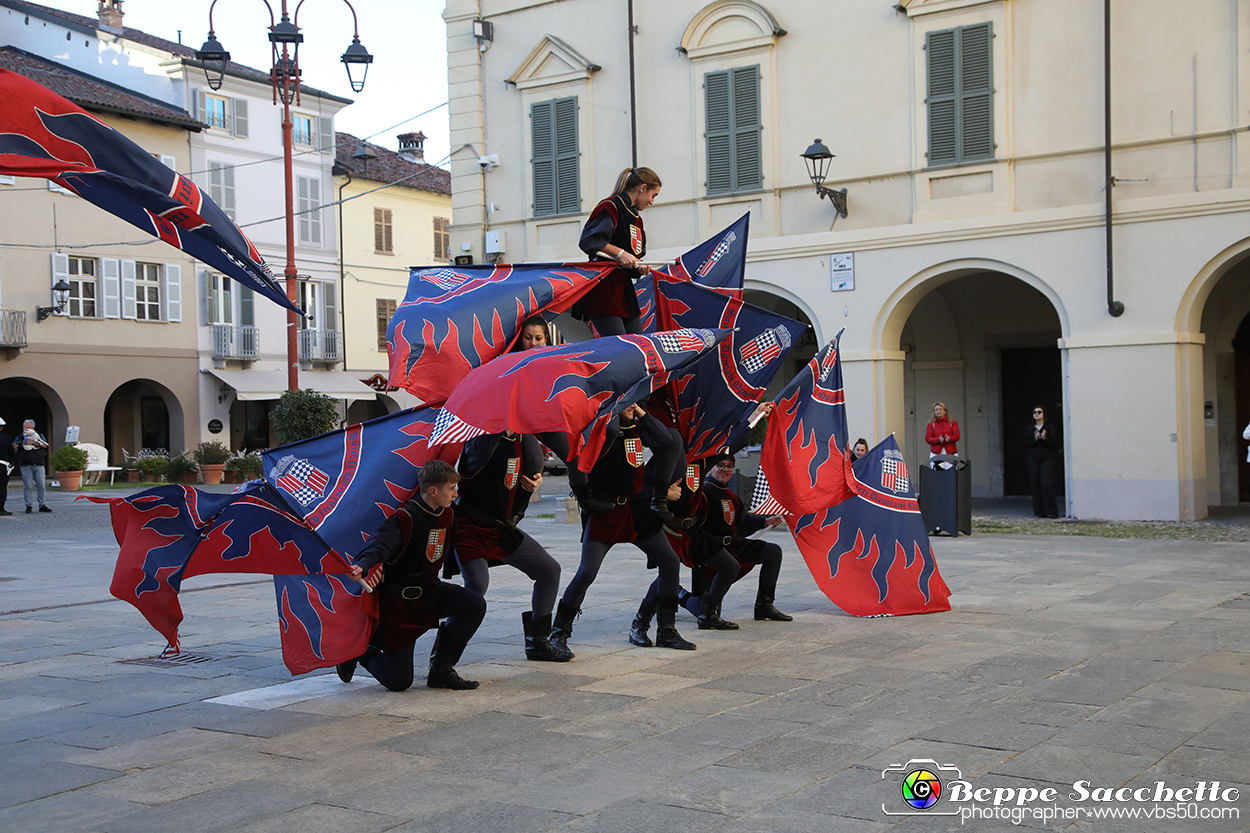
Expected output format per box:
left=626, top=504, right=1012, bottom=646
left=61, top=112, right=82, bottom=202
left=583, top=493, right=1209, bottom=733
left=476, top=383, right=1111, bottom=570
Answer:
left=455, top=430, right=573, bottom=662
left=680, top=453, right=790, bottom=624
left=551, top=403, right=696, bottom=653
left=574, top=167, right=661, bottom=337
left=339, top=460, right=486, bottom=692
left=573, top=168, right=683, bottom=523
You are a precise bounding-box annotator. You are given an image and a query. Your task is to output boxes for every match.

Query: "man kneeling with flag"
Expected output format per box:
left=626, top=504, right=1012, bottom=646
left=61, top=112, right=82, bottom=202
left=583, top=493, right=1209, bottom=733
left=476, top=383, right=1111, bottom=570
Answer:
left=341, top=460, right=486, bottom=691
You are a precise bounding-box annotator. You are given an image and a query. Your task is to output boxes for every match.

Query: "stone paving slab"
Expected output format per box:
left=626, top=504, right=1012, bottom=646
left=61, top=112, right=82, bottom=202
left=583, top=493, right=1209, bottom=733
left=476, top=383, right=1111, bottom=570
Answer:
left=2, top=496, right=1250, bottom=830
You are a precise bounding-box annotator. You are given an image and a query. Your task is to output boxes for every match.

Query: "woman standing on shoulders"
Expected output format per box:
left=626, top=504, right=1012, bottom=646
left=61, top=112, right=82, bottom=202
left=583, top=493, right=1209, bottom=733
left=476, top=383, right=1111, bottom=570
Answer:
left=574, top=167, right=662, bottom=336
left=1027, top=406, right=1061, bottom=518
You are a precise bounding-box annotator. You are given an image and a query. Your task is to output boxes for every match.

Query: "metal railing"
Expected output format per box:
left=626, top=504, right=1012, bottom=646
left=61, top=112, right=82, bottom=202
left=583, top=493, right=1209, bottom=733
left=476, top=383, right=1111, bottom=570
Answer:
left=0, top=310, right=27, bottom=347
left=211, top=324, right=259, bottom=360
left=298, top=328, right=342, bottom=363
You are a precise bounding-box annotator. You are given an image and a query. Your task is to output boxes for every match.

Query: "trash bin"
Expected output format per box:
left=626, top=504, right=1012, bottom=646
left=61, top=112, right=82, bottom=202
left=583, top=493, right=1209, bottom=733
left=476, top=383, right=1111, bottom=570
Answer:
left=918, top=455, right=971, bottom=536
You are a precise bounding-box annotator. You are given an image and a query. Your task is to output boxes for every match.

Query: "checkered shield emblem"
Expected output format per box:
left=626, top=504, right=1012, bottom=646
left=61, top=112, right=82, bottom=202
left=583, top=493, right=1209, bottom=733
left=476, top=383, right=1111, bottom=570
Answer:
left=270, top=455, right=331, bottom=507
left=881, top=454, right=909, bottom=493
left=738, top=325, right=792, bottom=374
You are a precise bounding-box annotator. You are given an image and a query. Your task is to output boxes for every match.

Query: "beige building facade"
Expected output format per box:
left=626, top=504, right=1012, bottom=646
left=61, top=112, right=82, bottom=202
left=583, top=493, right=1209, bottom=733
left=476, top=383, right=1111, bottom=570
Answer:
left=444, top=0, right=1250, bottom=520
left=333, top=131, right=453, bottom=423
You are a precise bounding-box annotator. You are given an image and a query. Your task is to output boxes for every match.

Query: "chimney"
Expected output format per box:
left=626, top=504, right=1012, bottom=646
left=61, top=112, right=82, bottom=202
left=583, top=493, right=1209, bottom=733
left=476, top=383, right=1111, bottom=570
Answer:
left=97, top=0, right=124, bottom=34
left=397, top=131, right=426, bottom=163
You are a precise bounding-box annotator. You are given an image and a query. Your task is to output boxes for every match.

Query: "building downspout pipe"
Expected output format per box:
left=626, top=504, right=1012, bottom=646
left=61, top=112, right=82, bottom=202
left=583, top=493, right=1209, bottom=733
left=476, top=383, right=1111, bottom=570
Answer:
left=628, top=0, right=638, bottom=167
left=1105, top=0, right=1125, bottom=317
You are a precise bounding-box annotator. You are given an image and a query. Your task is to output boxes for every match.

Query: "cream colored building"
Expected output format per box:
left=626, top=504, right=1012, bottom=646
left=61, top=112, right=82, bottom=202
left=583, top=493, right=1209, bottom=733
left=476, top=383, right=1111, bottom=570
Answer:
left=0, top=44, right=201, bottom=461
left=0, top=0, right=377, bottom=457
left=333, top=131, right=453, bottom=423
left=445, top=0, right=1250, bottom=521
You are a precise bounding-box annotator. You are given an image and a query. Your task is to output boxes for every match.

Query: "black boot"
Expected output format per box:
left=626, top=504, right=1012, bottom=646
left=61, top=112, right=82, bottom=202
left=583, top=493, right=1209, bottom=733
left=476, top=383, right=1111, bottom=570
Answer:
left=549, top=600, right=579, bottom=654
left=427, top=627, right=480, bottom=690
left=655, top=596, right=696, bottom=650
left=754, top=583, right=793, bottom=621
left=572, top=485, right=614, bottom=516
left=697, top=594, right=739, bottom=630
left=523, top=611, right=574, bottom=662
left=649, top=485, right=676, bottom=525
left=336, top=658, right=357, bottom=682
left=628, top=595, right=656, bottom=647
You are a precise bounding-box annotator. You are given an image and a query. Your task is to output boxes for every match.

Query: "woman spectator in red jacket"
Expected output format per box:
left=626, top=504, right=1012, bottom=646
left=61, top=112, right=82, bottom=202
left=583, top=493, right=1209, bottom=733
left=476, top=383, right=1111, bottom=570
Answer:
left=925, top=402, right=960, bottom=462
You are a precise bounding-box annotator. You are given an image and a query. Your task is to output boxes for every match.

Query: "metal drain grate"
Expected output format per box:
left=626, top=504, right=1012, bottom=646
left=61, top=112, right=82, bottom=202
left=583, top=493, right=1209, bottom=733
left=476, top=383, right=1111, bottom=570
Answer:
left=121, top=653, right=216, bottom=667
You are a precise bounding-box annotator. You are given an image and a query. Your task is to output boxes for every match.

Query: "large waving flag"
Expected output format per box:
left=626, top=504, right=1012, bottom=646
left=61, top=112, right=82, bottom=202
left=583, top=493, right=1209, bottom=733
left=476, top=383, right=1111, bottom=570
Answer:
left=0, top=69, right=295, bottom=312
left=646, top=274, right=806, bottom=460
left=274, top=574, right=378, bottom=675
left=758, top=332, right=854, bottom=516
left=87, top=483, right=353, bottom=654
left=791, top=435, right=952, bottom=616
left=388, top=262, right=616, bottom=405
left=261, top=406, right=461, bottom=556
left=431, top=328, right=730, bottom=471
left=638, top=214, right=751, bottom=330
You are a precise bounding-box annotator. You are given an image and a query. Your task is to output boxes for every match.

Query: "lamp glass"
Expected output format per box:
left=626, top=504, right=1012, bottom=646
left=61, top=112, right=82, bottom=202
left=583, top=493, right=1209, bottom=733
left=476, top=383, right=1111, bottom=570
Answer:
left=341, top=38, right=373, bottom=93
left=196, top=34, right=230, bottom=91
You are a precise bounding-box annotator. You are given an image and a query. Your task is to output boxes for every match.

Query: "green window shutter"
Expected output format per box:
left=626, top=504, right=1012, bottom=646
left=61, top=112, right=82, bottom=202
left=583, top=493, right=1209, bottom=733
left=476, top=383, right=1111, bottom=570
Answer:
left=705, top=70, right=732, bottom=194
left=554, top=96, right=580, bottom=215
left=926, top=29, right=958, bottom=166
left=731, top=66, right=761, bottom=191
left=531, top=99, right=556, bottom=216
left=927, top=24, right=993, bottom=166
left=959, top=23, right=994, bottom=161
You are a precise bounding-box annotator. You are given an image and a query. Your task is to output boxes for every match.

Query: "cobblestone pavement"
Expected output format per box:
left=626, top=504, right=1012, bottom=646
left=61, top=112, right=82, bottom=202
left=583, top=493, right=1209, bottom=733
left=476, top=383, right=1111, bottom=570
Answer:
left=1, top=487, right=1249, bottom=831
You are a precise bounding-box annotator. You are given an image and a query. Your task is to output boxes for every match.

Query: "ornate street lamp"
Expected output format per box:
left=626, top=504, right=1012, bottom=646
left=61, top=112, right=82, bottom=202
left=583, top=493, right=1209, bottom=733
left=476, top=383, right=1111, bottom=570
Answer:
left=196, top=0, right=372, bottom=391
left=36, top=279, right=72, bottom=322
left=801, top=138, right=849, bottom=219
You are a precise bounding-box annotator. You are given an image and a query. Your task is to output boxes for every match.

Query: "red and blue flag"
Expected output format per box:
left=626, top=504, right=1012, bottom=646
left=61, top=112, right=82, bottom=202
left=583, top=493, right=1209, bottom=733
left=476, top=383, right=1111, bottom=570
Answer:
left=0, top=69, right=295, bottom=313
left=637, top=214, right=750, bottom=330
left=387, top=262, right=616, bottom=406
left=790, top=435, right=952, bottom=616
left=758, top=331, right=855, bottom=516
left=88, top=482, right=352, bottom=654
left=642, top=273, right=807, bottom=460
left=431, top=328, right=730, bottom=471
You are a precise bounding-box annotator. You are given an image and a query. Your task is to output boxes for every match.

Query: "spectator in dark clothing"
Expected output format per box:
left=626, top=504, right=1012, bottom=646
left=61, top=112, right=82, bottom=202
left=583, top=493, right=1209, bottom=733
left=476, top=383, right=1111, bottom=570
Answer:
left=0, top=418, right=14, bottom=515
left=13, top=419, right=50, bottom=513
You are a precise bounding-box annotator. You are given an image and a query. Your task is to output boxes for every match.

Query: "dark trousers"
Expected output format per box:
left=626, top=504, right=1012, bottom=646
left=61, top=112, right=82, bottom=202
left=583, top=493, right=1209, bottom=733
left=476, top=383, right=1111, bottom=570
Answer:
left=361, top=584, right=486, bottom=692
left=682, top=541, right=783, bottom=616
left=457, top=532, right=562, bottom=619
left=0, top=469, right=8, bottom=511
left=562, top=530, right=681, bottom=609
left=1027, top=453, right=1059, bottom=518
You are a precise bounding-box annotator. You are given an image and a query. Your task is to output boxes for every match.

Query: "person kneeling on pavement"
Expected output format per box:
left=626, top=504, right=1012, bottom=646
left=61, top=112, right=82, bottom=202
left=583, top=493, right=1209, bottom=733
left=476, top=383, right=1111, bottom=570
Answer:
left=339, top=460, right=486, bottom=692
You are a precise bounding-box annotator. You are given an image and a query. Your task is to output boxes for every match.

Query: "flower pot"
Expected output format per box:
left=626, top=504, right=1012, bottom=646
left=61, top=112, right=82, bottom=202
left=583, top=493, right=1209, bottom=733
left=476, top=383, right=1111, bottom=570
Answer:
left=58, top=470, right=83, bottom=491
left=144, top=472, right=161, bottom=483
left=126, top=469, right=142, bottom=483
left=179, top=472, right=199, bottom=484
left=224, top=470, right=243, bottom=484
left=200, top=463, right=225, bottom=486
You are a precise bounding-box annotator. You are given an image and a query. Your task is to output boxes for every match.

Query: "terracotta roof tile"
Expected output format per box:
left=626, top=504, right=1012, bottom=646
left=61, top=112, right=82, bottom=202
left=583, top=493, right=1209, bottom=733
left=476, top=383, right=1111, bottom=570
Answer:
left=335, top=132, right=450, bottom=195
left=0, top=47, right=203, bottom=130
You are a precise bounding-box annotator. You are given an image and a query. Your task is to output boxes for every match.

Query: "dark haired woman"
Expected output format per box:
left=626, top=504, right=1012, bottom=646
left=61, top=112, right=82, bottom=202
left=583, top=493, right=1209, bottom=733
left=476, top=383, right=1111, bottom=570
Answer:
left=575, top=166, right=662, bottom=337
left=1027, top=406, right=1060, bottom=518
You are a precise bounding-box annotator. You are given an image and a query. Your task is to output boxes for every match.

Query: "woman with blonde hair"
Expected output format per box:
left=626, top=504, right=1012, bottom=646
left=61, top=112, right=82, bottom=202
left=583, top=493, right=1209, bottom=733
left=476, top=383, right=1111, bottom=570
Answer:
left=925, top=402, right=960, bottom=466
left=574, top=167, right=662, bottom=336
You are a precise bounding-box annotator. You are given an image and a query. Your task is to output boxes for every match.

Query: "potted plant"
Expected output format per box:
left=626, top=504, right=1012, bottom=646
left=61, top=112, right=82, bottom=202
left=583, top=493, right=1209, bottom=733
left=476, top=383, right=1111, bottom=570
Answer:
left=50, top=444, right=90, bottom=491
left=271, top=388, right=339, bottom=444
left=195, top=441, right=231, bottom=486
left=120, top=460, right=142, bottom=483
left=165, top=451, right=199, bottom=483
left=136, top=455, right=168, bottom=483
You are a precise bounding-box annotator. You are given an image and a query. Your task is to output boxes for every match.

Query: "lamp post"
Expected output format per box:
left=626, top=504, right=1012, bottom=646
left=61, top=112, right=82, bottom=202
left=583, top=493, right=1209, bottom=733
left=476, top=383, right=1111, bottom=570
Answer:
left=197, top=0, right=372, bottom=392
left=801, top=139, right=849, bottom=219
left=35, top=279, right=72, bottom=322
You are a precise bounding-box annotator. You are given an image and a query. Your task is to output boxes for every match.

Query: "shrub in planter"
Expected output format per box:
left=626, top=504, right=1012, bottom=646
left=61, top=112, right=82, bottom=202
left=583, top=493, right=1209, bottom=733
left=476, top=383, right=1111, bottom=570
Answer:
left=136, top=456, right=167, bottom=482
left=51, top=444, right=90, bottom=491
left=195, top=441, right=231, bottom=485
left=271, top=388, right=338, bottom=445
left=225, top=452, right=264, bottom=481
left=165, top=451, right=199, bottom=482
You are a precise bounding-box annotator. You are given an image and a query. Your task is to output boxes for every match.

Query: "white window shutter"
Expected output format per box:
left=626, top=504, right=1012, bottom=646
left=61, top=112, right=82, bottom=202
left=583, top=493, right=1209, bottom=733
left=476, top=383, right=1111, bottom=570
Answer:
left=318, top=117, right=333, bottom=152
left=121, top=259, right=137, bottom=320
left=101, top=257, right=121, bottom=319
left=232, top=98, right=249, bottom=138
left=50, top=253, right=69, bottom=316
left=160, top=155, right=176, bottom=171
left=200, top=270, right=212, bottom=325
left=165, top=264, right=182, bottom=322
left=0, top=175, right=14, bottom=185
left=196, top=89, right=207, bottom=124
